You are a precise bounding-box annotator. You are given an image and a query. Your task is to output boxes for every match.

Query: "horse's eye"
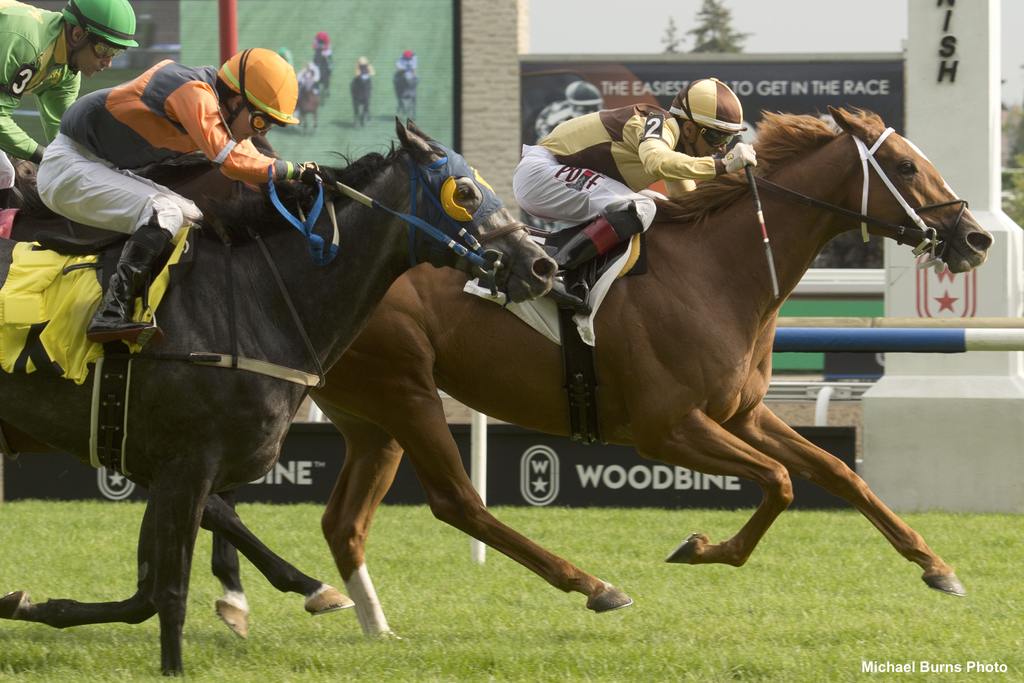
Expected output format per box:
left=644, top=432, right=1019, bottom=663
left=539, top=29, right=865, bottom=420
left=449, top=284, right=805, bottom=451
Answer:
left=456, top=180, right=478, bottom=200
left=898, top=160, right=917, bottom=176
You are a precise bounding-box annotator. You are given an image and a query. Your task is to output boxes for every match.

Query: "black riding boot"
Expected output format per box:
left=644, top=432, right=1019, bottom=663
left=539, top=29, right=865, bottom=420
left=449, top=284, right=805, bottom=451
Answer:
left=552, top=199, right=646, bottom=271
left=86, top=222, right=173, bottom=345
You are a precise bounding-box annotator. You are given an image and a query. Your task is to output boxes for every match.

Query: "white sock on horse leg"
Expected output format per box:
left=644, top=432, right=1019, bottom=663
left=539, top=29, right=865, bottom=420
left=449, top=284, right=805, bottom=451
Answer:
left=217, top=588, right=249, bottom=613
left=344, top=564, right=392, bottom=636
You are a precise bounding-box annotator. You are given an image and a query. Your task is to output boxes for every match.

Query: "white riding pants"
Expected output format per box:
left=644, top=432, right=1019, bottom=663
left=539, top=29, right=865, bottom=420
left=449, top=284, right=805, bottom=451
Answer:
left=0, top=152, right=14, bottom=190
left=512, top=145, right=655, bottom=232
left=37, top=133, right=203, bottom=236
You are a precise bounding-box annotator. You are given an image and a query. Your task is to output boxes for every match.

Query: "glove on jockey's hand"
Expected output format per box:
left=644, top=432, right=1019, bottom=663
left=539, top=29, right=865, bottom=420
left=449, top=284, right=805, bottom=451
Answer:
left=296, top=161, right=322, bottom=186
left=723, top=143, right=757, bottom=173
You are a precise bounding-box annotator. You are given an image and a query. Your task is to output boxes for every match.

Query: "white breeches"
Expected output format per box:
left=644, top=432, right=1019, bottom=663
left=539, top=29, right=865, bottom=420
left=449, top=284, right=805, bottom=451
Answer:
left=0, top=152, right=14, bottom=190
left=512, top=144, right=655, bottom=231
left=37, top=133, right=203, bottom=236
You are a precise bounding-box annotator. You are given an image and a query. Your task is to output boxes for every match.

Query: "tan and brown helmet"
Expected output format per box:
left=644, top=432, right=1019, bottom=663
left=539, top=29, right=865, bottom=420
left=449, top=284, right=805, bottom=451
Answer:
left=669, top=77, right=746, bottom=133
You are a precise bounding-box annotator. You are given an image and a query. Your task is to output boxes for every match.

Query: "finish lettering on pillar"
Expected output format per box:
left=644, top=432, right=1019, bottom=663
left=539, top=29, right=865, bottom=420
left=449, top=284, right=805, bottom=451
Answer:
left=937, top=0, right=958, bottom=83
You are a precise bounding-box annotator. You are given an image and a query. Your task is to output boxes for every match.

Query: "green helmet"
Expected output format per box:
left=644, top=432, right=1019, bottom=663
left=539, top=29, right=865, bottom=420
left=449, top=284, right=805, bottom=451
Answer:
left=277, top=47, right=294, bottom=66
left=62, top=0, right=139, bottom=48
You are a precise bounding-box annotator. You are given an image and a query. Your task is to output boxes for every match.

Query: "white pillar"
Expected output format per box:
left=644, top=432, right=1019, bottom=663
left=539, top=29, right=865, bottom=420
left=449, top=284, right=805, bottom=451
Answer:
left=470, top=410, right=488, bottom=563
left=862, top=0, right=1024, bottom=512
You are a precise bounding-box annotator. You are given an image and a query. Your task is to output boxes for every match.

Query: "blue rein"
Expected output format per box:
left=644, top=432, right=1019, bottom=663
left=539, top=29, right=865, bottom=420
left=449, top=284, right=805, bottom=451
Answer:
left=265, top=151, right=498, bottom=273
left=266, top=167, right=337, bottom=266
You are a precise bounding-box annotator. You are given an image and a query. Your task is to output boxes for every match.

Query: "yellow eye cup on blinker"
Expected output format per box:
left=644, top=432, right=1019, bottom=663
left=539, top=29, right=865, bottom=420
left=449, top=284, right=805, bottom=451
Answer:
left=441, top=176, right=474, bottom=222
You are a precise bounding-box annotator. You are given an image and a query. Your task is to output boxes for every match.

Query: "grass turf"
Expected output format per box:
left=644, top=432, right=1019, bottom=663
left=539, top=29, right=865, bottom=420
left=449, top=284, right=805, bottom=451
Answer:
left=0, top=502, right=1020, bottom=681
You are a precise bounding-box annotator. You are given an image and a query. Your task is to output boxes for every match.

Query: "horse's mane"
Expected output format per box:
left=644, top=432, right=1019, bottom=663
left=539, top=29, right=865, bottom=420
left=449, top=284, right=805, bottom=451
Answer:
left=659, top=108, right=882, bottom=224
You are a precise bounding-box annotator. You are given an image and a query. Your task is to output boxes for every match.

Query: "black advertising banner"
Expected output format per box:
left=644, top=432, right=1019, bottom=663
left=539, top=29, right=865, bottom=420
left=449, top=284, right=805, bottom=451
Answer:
left=521, top=58, right=903, bottom=268
left=3, top=424, right=855, bottom=510
left=522, top=58, right=904, bottom=146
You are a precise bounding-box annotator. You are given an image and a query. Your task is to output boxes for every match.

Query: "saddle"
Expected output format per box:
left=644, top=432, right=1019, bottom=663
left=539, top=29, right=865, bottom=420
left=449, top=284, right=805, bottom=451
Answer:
left=0, top=219, right=191, bottom=384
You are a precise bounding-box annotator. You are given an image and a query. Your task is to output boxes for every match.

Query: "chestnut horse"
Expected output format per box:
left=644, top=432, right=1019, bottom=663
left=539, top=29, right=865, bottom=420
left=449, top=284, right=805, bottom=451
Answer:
left=265, top=107, right=990, bottom=637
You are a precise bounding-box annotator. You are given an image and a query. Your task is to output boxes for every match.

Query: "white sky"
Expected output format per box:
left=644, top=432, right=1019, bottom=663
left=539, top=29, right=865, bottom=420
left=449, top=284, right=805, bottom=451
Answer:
left=529, top=0, right=1024, bottom=106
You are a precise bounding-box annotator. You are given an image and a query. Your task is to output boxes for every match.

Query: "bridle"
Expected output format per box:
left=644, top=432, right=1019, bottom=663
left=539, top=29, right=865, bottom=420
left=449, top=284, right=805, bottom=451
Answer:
left=754, top=126, right=968, bottom=267
left=269, top=146, right=517, bottom=291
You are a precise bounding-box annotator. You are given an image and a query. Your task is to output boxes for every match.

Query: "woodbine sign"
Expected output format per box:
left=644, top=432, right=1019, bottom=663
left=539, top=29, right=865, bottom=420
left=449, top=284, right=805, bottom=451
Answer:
left=2, top=424, right=854, bottom=508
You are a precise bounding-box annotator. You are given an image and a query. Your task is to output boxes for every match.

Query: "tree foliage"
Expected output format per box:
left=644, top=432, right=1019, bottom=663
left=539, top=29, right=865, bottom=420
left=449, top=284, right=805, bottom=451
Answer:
left=1004, top=159, right=1024, bottom=225
left=662, top=16, right=682, bottom=53
left=687, top=0, right=749, bottom=54
left=1001, top=106, right=1024, bottom=225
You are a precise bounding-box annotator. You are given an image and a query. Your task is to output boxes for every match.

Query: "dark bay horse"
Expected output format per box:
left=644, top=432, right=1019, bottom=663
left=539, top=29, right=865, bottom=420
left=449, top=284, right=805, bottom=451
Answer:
left=0, top=122, right=556, bottom=673
left=2, top=151, right=357, bottom=638
left=350, top=74, right=372, bottom=127
left=209, top=107, right=992, bottom=637
left=394, top=70, right=417, bottom=119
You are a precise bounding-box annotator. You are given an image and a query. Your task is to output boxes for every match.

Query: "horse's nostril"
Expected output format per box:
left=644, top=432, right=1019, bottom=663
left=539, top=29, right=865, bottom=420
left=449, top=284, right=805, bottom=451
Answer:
left=966, top=230, right=993, bottom=253
left=533, top=256, right=557, bottom=279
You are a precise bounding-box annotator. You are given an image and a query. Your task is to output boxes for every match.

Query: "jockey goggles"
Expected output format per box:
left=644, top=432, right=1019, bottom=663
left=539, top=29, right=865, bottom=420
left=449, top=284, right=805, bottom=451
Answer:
left=236, top=49, right=277, bottom=133
left=700, top=127, right=738, bottom=149
left=89, top=39, right=126, bottom=59
left=248, top=109, right=274, bottom=132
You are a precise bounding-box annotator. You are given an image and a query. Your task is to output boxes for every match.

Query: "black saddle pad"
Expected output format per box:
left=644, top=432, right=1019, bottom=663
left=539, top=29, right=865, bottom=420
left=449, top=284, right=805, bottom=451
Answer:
left=33, top=227, right=127, bottom=256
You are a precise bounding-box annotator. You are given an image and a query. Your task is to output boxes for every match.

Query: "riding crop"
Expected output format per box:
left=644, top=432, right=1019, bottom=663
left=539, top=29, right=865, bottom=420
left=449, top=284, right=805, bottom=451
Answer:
left=745, top=166, right=780, bottom=299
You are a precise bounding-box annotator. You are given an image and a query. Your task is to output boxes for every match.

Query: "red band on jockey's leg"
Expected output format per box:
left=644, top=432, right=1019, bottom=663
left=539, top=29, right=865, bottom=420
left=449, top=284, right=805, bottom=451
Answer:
left=582, top=217, right=620, bottom=255
left=0, top=209, right=18, bottom=240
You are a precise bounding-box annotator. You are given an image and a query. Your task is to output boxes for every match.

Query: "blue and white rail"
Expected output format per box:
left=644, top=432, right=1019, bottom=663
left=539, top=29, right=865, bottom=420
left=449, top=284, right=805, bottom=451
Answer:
left=773, top=327, right=1024, bottom=353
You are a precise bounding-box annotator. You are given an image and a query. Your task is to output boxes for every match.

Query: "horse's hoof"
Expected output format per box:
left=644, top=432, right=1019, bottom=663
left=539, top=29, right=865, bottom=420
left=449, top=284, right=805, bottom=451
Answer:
left=665, top=533, right=708, bottom=564
left=215, top=599, right=250, bottom=639
left=305, top=584, right=355, bottom=615
left=0, top=591, right=29, bottom=619
left=923, top=572, right=967, bottom=597
left=586, top=582, right=633, bottom=613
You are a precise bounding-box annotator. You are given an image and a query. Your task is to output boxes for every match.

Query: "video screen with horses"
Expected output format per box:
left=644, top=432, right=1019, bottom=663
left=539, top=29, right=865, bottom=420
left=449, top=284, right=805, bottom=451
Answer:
left=9, top=1, right=456, bottom=168
left=179, top=0, right=456, bottom=162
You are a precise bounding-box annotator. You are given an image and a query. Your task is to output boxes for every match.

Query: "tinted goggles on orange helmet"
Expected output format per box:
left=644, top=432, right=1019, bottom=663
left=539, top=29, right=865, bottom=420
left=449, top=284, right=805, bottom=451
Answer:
left=237, top=49, right=278, bottom=132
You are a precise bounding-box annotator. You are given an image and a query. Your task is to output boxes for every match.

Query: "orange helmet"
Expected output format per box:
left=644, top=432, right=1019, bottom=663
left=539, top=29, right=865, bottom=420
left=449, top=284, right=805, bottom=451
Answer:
left=218, top=48, right=299, bottom=126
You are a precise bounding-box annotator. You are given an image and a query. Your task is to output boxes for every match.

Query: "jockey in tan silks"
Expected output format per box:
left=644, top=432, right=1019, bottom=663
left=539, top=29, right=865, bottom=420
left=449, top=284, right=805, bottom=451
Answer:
left=36, top=47, right=321, bottom=344
left=513, top=77, right=758, bottom=271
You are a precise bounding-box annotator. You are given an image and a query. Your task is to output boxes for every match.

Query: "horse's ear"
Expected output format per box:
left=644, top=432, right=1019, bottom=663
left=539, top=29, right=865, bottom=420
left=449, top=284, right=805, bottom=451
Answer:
left=828, top=106, right=878, bottom=143
left=404, top=118, right=434, bottom=143
left=396, top=117, right=435, bottom=163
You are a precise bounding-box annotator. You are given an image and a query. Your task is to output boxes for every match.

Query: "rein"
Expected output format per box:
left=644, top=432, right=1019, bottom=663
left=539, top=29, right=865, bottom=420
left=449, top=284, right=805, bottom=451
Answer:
left=266, top=154, right=506, bottom=286
left=266, top=171, right=340, bottom=265
left=754, top=177, right=933, bottom=246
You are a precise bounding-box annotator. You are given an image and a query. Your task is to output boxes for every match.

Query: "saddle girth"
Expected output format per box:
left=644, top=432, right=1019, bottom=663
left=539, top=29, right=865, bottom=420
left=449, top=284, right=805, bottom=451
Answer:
left=92, top=342, right=132, bottom=474
left=558, top=306, right=601, bottom=444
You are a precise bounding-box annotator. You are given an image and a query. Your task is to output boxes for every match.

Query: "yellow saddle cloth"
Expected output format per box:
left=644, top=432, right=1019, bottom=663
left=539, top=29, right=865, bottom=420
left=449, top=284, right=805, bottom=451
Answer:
left=0, top=229, right=190, bottom=384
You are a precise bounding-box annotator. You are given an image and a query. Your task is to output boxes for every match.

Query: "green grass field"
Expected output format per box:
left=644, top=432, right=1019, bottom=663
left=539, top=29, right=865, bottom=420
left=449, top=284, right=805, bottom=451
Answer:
left=0, top=503, right=1020, bottom=681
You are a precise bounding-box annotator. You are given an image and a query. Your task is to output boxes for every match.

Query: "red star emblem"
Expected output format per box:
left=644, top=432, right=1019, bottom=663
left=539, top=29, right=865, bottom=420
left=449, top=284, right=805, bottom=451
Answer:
left=935, top=290, right=958, bottom=312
